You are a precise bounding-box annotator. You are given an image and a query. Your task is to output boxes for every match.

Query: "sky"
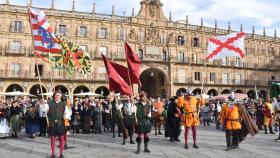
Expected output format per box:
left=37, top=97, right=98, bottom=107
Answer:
left=1, top=0, right=280, bottom=36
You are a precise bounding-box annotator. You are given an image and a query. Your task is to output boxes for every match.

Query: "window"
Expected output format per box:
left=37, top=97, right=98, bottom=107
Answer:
left=160, top=34, right=166, bottom=44
left=177, top=36, right=185, bottom=45
left=178, top=70, right=185, bottom=83
left=139, top=32, right=145, bottom=42
left=271, top=76, right=276, bottom=81
left=235, top=74, right=241, bottom=84
left=222, top=73, right=229, bottom=84
left=268, top=47, right=275, bottom=55
left=11, top=63, right=21, bottom=75
left=58, top=25, right=66, bottom=35
left=222, top=57, right=228, bottom=66
left=35, top=64, right=43, bottom=77
left=98, top=28, right=108, bottom=38
left=210, top=72, right=215, bottom=82
left=235, top=58, right=241, bottom=67
left=258, top=46, right=266, bottom=55
left=99, top=46, right=107, bottom=55
left=178, top=52, right=185, bottom=63
left=12, top=21, right=23, bottom=32
left=192, top=54, right=197, bottom=63
left=118, top=29, right=126, bottom=41
left=162, top=51, right=167, bottom=61
left=10, top=41, right=22, bottom=53
left=79, top=26, right=87, bottom=37
left=117, top=46, right=125, bottom=58
left=192, top=38, right=200, bottom=47
left=194, top=72, right=201, bottom=81
left=98, top=67, right=106, bottom=74
left=79, top=45, right=87, bottom=52
left=138, top=49, right=144, bottom=60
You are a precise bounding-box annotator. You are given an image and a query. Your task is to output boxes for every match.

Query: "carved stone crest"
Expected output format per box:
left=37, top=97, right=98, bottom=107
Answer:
left=145, top=23, right=159, bottom=45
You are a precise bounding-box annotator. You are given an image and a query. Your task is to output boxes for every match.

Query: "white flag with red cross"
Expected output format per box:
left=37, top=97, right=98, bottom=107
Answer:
left=207, top=32, right=245, bottom=60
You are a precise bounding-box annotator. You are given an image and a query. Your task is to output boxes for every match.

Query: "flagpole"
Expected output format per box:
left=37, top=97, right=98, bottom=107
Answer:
left=27, top=2, right=44, bottom=101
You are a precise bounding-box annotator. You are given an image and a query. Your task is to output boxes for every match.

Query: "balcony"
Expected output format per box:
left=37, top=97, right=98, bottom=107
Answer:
left=0, top=70, right=108, bottom=82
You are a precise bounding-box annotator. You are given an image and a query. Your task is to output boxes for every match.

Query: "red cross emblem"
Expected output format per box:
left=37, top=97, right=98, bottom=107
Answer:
left=207, top=32, right=245, bottom=60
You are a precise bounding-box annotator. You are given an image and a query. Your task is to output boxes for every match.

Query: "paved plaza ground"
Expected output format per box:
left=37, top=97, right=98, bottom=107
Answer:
left=0, top=125, right=279, bottom=158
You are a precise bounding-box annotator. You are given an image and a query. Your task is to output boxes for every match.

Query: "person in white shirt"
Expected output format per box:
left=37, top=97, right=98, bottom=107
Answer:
left=122, top=95, right=137, bottom=145
left=39, top=100, right=49, bottom=137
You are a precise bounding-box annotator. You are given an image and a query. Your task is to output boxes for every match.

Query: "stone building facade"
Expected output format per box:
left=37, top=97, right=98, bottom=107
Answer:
left=0, top=0, right=280, bottom=99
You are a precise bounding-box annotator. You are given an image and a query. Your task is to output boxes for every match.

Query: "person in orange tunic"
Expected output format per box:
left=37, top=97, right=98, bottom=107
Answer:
left=152, top=97, right=164, bottom=135
left=177, top=92, right=200, bottom=149
left=263, top=97, right=275, bottom=134
left=220, top=93, right=242, bottom=151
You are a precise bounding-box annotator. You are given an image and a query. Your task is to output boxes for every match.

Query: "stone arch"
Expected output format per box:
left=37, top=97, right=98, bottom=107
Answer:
left=95, top=86, right=109, bottom=97
left=54, top=85, right=69, bottom=95
left=207, top=89, right=218, bottom=96
left=259, top=90, right=267, bottom=99
left=29, top=84, right=47, bottom=97
left=192, top=88, right=202, bottom=95
left=73, top=85, right=90, bottom=94
left=6, top=84, right=24, bottom=92
left=176, top=88, right=187, bottom=96
left=235, top=89, right=244, bottom=93
left=221, top=89, right=231, bottom=94
left=247, top=90, right=256, bottom=99
left=139, top=67, right=169, bottom=98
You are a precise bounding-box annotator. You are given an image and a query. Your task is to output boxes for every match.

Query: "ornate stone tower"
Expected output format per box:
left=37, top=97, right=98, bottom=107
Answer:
left=137, top=0, right=167, bottom=20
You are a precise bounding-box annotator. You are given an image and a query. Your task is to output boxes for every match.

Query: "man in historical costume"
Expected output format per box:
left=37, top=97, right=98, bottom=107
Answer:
left=122, top=95, right=136, bottom=145
left=102, top=101, right=112, bottom=133
left=0, top=102, right=10, bottom=138
left=220, top=93, right=258, bottom=151
left=263, top=97, right=275, bottom=134
left=167, top=96, right=182, bottom=142
left=39, top=99, right=49, bottom=137
left=177, top=92, right=200, bottom=149
left=135, top=92, right=152, bottom=154
left=152, top=97, right=164, bottom=135
left=255, top=101, right=264, bottom=130
left=48, top=91, right=66, bottom=158
left=111, top=95, right=123, bottom=138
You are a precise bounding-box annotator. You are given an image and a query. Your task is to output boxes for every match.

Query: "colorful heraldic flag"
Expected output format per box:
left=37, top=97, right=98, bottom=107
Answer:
left=124, top=42, right=141, bottom=86
left=50, top=36, right=91, bottom=75
left=207, top=32, right=245, bottom=60
left=101, top=53, right=132, bottom=95
left=29, top=8, right=61, bottom=53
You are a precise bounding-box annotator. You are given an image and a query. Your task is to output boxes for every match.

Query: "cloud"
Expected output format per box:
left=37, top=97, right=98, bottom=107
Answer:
left=2, top=0, right=280, bottom=36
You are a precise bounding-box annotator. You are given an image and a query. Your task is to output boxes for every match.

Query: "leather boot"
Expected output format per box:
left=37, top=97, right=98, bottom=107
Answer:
left=264, top=126, right=268, bottom=134
left=144, top=137, right=151, bottom=153
left=226, top=131, right=232, bottom=151
left=122, top=139, right=125, bottom=145
left=269, top=126, right=275, bottom=134
left=136, top=137, right=141, bottom=154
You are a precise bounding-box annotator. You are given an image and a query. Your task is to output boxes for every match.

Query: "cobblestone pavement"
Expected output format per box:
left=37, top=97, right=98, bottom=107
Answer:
left=0, top=125, right=279, bottom=158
